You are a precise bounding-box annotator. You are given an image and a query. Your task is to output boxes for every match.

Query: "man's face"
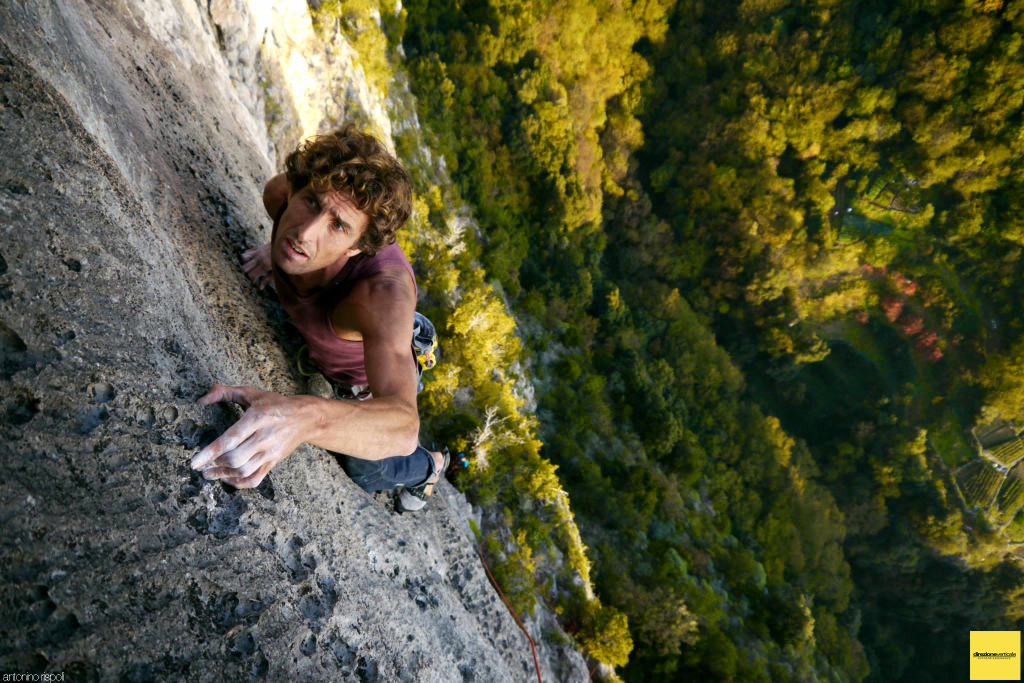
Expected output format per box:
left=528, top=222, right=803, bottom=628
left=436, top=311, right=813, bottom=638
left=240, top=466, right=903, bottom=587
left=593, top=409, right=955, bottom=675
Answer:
left=272, top=183, right=371, bottom=275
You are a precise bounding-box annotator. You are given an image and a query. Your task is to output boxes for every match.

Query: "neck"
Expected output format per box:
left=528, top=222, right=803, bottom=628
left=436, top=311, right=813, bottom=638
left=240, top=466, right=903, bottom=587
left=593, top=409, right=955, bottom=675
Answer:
left=285, top=252, right=356, bottom=297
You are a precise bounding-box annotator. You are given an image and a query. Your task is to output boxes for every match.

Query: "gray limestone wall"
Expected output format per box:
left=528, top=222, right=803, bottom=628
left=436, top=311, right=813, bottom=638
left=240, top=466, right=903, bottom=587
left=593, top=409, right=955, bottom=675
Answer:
left=0, top=1, right=587, bottom=680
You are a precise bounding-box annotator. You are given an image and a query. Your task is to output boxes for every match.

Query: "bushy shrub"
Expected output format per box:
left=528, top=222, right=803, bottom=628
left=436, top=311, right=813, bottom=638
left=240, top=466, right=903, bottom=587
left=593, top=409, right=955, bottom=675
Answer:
left=576, top=600, right=633, bottom=668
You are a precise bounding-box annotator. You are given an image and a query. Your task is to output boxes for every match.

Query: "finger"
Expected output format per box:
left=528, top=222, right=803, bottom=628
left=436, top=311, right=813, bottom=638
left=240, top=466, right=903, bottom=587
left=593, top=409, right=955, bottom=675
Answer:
left=222, top=450, right=271, bottom=479
left=212, top=436, right=264, bottom=470
left=200, top=466, right=229, bottom=480
left=197, top=383, right=229, bottom=406
left=225, top=461, right=272, bottom=489
left=203, top=451, right=265, bottom=481
left=244, top=259, right=268, bottom=276
left=190, top=411, right=260, bottom=470
left=198, top=383, right=255, bottom=408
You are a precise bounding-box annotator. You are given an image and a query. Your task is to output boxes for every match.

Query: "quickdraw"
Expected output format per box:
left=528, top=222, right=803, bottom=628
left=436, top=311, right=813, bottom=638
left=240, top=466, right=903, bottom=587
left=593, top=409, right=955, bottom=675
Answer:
left=412, top=311, right=438, bottom=379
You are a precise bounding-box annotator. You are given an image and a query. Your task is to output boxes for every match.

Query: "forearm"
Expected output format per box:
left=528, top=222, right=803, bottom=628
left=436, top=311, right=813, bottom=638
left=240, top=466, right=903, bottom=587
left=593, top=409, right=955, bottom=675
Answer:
left=301, top=394, right=420, bottom=460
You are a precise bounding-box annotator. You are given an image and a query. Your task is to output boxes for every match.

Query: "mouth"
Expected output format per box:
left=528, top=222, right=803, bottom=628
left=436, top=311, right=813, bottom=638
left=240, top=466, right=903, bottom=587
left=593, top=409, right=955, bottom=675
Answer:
left=285, top=238, right=309, bottom=259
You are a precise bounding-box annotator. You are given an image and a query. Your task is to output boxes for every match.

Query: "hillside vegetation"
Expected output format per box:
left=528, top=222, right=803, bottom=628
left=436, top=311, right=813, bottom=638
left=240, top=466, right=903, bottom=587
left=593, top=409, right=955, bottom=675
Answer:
left=322, top=0, right=1024, bottom=679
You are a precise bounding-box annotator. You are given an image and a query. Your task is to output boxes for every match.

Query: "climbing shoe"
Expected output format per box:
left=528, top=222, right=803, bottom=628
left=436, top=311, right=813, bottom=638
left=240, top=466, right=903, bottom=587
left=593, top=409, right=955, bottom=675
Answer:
left=396, top=445, right=450, bottom=513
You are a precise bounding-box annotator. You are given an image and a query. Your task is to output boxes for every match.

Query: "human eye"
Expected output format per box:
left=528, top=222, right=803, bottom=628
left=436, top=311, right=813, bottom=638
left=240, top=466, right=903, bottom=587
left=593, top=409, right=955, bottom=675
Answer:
left=305, top=195, right=317, bottom=208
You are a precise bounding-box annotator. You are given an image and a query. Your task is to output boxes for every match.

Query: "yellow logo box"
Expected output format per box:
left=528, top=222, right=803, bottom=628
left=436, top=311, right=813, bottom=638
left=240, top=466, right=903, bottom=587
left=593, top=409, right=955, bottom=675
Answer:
left=972, top=631, right=1021, bottom=681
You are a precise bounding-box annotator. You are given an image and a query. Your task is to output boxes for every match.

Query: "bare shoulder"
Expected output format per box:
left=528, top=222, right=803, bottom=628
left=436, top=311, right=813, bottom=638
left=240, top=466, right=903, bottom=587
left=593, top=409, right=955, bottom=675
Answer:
left=350, top=266, right=416, bottom=308
left=346, top=266, right=415, bottom=338
left=330, top=266, right=415, bottom=342
left=262, top=173, right=289, bottom=220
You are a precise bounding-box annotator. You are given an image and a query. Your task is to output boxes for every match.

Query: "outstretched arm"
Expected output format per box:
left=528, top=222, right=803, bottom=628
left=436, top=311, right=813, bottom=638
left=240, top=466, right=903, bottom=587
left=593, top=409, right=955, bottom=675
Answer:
left=305, top=268, right=420, bottom=456
left=191, top=268, right=421, bottom=488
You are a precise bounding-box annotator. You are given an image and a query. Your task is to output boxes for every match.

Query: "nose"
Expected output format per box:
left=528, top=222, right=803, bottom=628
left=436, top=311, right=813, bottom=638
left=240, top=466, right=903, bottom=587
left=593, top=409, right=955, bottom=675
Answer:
left=294, top=212, right=328, bottom=244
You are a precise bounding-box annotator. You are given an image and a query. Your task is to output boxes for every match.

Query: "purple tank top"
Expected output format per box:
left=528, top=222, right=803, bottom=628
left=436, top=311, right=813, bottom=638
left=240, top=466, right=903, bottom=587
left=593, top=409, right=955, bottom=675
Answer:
left=270, top=202, right=418, bottom=386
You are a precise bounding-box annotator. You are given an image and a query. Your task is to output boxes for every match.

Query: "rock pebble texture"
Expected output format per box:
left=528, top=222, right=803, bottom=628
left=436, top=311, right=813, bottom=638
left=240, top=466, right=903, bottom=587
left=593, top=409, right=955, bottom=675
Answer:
left=0, top=1, right=587, bottom=681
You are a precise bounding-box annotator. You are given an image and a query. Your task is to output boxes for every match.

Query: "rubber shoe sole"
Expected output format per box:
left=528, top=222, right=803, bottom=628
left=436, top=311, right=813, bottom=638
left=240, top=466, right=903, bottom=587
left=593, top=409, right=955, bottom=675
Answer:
left=396, top=488, right=427, bottom=512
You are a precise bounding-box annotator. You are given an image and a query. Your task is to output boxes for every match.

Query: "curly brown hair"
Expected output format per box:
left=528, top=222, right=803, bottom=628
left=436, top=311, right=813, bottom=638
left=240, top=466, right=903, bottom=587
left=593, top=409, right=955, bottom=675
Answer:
left=284, top=124, right=412, bottom=257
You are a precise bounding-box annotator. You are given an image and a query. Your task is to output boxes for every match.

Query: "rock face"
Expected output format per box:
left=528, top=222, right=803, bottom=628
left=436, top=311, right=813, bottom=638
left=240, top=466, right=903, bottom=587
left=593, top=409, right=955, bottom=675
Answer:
left=200, top=0, right=396, bottom=168
left=0, top=1, right=585, bottom=681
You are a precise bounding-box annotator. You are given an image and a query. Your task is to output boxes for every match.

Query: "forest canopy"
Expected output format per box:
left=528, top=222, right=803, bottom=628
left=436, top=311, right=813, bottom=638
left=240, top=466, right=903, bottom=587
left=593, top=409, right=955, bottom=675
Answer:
left=334, top=0, right=1024, bottom=679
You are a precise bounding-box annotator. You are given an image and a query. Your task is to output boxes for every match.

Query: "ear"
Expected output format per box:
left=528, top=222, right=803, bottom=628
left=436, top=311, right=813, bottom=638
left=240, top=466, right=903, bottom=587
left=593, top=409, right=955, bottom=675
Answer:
left=343, top=246, right=363, bottom=258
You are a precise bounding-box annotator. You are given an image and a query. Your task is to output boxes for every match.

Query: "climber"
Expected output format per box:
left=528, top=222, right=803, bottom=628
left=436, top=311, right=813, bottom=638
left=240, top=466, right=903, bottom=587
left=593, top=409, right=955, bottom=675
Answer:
left=190, top=124, right=448, bottom=512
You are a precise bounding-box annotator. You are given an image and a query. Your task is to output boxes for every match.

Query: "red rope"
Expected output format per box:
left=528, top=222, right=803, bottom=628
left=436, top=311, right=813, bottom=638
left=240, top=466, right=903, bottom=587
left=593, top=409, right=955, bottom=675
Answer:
left=475, top=541, right=544, bottom=683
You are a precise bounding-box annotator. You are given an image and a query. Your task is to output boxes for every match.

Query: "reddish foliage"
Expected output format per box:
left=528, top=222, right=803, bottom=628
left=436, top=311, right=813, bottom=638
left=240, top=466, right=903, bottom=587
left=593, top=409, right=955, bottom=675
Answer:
left=900, top=315, right=924, bottom=336
left=854, top=310, right=869, bottom=324
left=911, top=330, right=943, bottom=362
left=881, top=295, right=904, bottom=322
left=890, top=271, right=918, bottom=296
left=914, top=330, right=939, bottom=350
